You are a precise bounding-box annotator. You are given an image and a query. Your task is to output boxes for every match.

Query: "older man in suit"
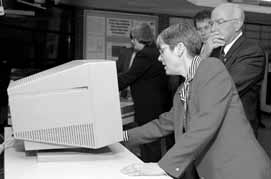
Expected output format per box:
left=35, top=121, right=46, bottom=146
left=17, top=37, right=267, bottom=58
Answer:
left=121, top=21, right=271, bottom=179
left=200, top=3, right=266, bottom=135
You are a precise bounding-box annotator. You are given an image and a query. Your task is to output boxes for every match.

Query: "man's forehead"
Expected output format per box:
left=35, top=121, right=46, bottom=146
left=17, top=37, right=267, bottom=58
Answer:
left=212, top=7, right=233, bottom=20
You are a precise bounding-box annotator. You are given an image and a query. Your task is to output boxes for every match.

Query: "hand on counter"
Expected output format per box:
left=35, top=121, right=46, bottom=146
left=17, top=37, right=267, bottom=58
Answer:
left=121, top=162, right=167, bottom=176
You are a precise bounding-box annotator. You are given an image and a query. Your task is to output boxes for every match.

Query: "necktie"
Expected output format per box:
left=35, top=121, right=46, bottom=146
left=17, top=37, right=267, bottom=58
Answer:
left=219, top=47, right=225, bottom=59
left=179, top=56, right=202, bottom=132
left=219, top=47, right=226, bottom=62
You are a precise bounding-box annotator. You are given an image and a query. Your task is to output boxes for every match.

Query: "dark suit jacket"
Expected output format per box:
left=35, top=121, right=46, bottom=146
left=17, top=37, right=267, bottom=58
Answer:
left=118, top=43, right=170, bottom=125
left=127, top=57, right=271, bottom=179
left=213, top=34, right=265, bottom=122
left=116, top=47, right=134, bottom=74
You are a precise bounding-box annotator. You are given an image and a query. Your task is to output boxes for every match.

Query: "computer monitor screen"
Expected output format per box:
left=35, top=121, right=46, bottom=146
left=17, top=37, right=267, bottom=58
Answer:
left=8, top=60, right=123, bottom=150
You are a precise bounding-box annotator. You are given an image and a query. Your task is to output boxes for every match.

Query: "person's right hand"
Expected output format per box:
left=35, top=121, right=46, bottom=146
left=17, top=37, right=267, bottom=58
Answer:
left=200, top=31, right=225, bottom=59
left=121, top=162, right=167, bottom=176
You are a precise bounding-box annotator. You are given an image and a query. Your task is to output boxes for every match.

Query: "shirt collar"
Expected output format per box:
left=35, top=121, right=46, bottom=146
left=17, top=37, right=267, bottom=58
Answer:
left=224, top=31, right=242, bottom=55
left=185, top=56, right=202, bottom=82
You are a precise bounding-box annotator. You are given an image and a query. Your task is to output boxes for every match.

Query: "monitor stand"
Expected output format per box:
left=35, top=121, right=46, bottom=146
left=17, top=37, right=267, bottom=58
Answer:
left=23, top=141, right=113, bottom=163
left=35, top=147, right=112, bottom=162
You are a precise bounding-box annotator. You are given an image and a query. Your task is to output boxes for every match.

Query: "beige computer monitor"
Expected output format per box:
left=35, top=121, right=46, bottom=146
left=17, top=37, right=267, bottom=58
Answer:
left=8, top=60, right=123, bottom=151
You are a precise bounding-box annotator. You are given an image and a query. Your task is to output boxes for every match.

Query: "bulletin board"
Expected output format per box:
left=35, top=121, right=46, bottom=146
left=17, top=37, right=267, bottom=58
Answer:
left=83, top=10, right=158, bottom=60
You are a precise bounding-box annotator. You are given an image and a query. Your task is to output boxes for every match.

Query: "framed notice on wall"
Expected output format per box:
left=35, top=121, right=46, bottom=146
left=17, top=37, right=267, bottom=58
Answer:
left=83, top=10, right=158, bottom=60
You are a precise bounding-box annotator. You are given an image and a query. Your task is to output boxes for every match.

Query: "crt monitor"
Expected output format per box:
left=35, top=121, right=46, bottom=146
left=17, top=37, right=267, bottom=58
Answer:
left=8, top=60, right=123, bottom=150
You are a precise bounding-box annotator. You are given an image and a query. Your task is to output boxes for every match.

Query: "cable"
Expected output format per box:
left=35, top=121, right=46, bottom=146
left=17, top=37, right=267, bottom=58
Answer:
left=0, top=135, right=15, bottom=155
left=0, top=134, right=4, bottom=141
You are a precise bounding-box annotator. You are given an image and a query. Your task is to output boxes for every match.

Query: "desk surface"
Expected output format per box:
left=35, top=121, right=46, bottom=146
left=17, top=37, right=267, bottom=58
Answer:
left=4, top=128, right=170, bottom=179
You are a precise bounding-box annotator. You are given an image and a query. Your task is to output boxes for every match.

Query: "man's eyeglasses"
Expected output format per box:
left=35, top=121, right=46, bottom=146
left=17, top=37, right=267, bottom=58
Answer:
left=210, top=18, right=240, bottom=26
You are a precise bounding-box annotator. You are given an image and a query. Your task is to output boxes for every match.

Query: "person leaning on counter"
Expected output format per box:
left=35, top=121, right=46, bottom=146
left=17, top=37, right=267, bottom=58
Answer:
left=120, top=22, right=271, bottom=179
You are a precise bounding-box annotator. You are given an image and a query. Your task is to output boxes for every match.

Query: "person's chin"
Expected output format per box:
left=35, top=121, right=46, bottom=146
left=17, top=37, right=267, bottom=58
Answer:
left=202, top=38, right=207, bottom=42
left=164, top=66, right=173, bottom=75
left=165, top=69, right=174, bottom=75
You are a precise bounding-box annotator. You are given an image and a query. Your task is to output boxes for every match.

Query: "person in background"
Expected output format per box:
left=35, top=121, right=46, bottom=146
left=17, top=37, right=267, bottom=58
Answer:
left=193, top=10, right=212, bottom=43
left=120, top=21, right=271, bottom=179
left=200, top=3, right=266, bottom=135
left=118, top=23, right=171, bottom=162
left=193, top=9, right=221, bottom=58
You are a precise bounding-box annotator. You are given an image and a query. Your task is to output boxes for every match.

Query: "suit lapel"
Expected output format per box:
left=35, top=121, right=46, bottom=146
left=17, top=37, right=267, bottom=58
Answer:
left=123, top=48, right=134, bottom=69
left=223, top=35, right=246, bottom=68
left=210, top=47, right=221, bottom=58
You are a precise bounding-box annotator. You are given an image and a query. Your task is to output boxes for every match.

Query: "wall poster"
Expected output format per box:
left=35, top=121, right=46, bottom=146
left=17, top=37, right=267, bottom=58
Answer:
left=83, top=10, right=158, bottom=61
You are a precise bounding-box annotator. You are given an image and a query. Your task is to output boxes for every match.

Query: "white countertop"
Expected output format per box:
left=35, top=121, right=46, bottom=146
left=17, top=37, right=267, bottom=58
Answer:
left=4, top=127, right=170, bottom=179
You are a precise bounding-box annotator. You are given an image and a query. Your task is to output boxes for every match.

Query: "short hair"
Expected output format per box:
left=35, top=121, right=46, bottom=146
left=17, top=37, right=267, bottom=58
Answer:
left=193, top=10, right=211, bottom=28
left=130, top=23, right=154, bottom=45
left=156, top=22, right=202, bottom=57
left=214, top=3, right=245, bottom=26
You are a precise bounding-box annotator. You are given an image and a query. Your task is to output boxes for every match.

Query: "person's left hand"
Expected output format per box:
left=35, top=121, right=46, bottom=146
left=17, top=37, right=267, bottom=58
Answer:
left=200, top=31, right=225, bottom=59
left=121, top=162, right=167, bottom=176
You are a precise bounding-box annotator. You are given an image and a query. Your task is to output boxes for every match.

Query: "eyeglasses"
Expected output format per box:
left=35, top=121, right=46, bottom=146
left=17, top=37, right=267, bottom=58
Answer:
left=159, top=46, right=169, bottom=55
left=210, top=18, right=240, bottom=26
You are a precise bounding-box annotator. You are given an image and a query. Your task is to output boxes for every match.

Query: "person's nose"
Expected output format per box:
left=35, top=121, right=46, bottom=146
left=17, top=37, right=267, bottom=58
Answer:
left=158, top=55, right=163, bottom=62
left=201, top=31, right=207, bottom=37
left=211, top=23, right=217, bottom=32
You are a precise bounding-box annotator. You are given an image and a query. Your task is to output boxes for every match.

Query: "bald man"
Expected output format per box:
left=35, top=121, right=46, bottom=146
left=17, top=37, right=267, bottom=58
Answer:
left=201, top=3, right=265, bottom=135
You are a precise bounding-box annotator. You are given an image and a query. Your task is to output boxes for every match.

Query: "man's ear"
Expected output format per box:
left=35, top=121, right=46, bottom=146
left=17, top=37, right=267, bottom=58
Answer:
left=234, top=19, right=243, bottom=32
left=175, top=42, right=185, bottom=57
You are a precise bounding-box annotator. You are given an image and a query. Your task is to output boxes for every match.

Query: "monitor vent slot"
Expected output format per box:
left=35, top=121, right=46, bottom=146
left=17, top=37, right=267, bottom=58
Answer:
left=14, top=123, right=95, bottom=148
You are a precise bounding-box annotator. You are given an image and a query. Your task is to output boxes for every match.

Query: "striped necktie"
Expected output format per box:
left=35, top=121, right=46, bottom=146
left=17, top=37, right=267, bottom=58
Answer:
left=179, top=56, right=202, bottom=132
